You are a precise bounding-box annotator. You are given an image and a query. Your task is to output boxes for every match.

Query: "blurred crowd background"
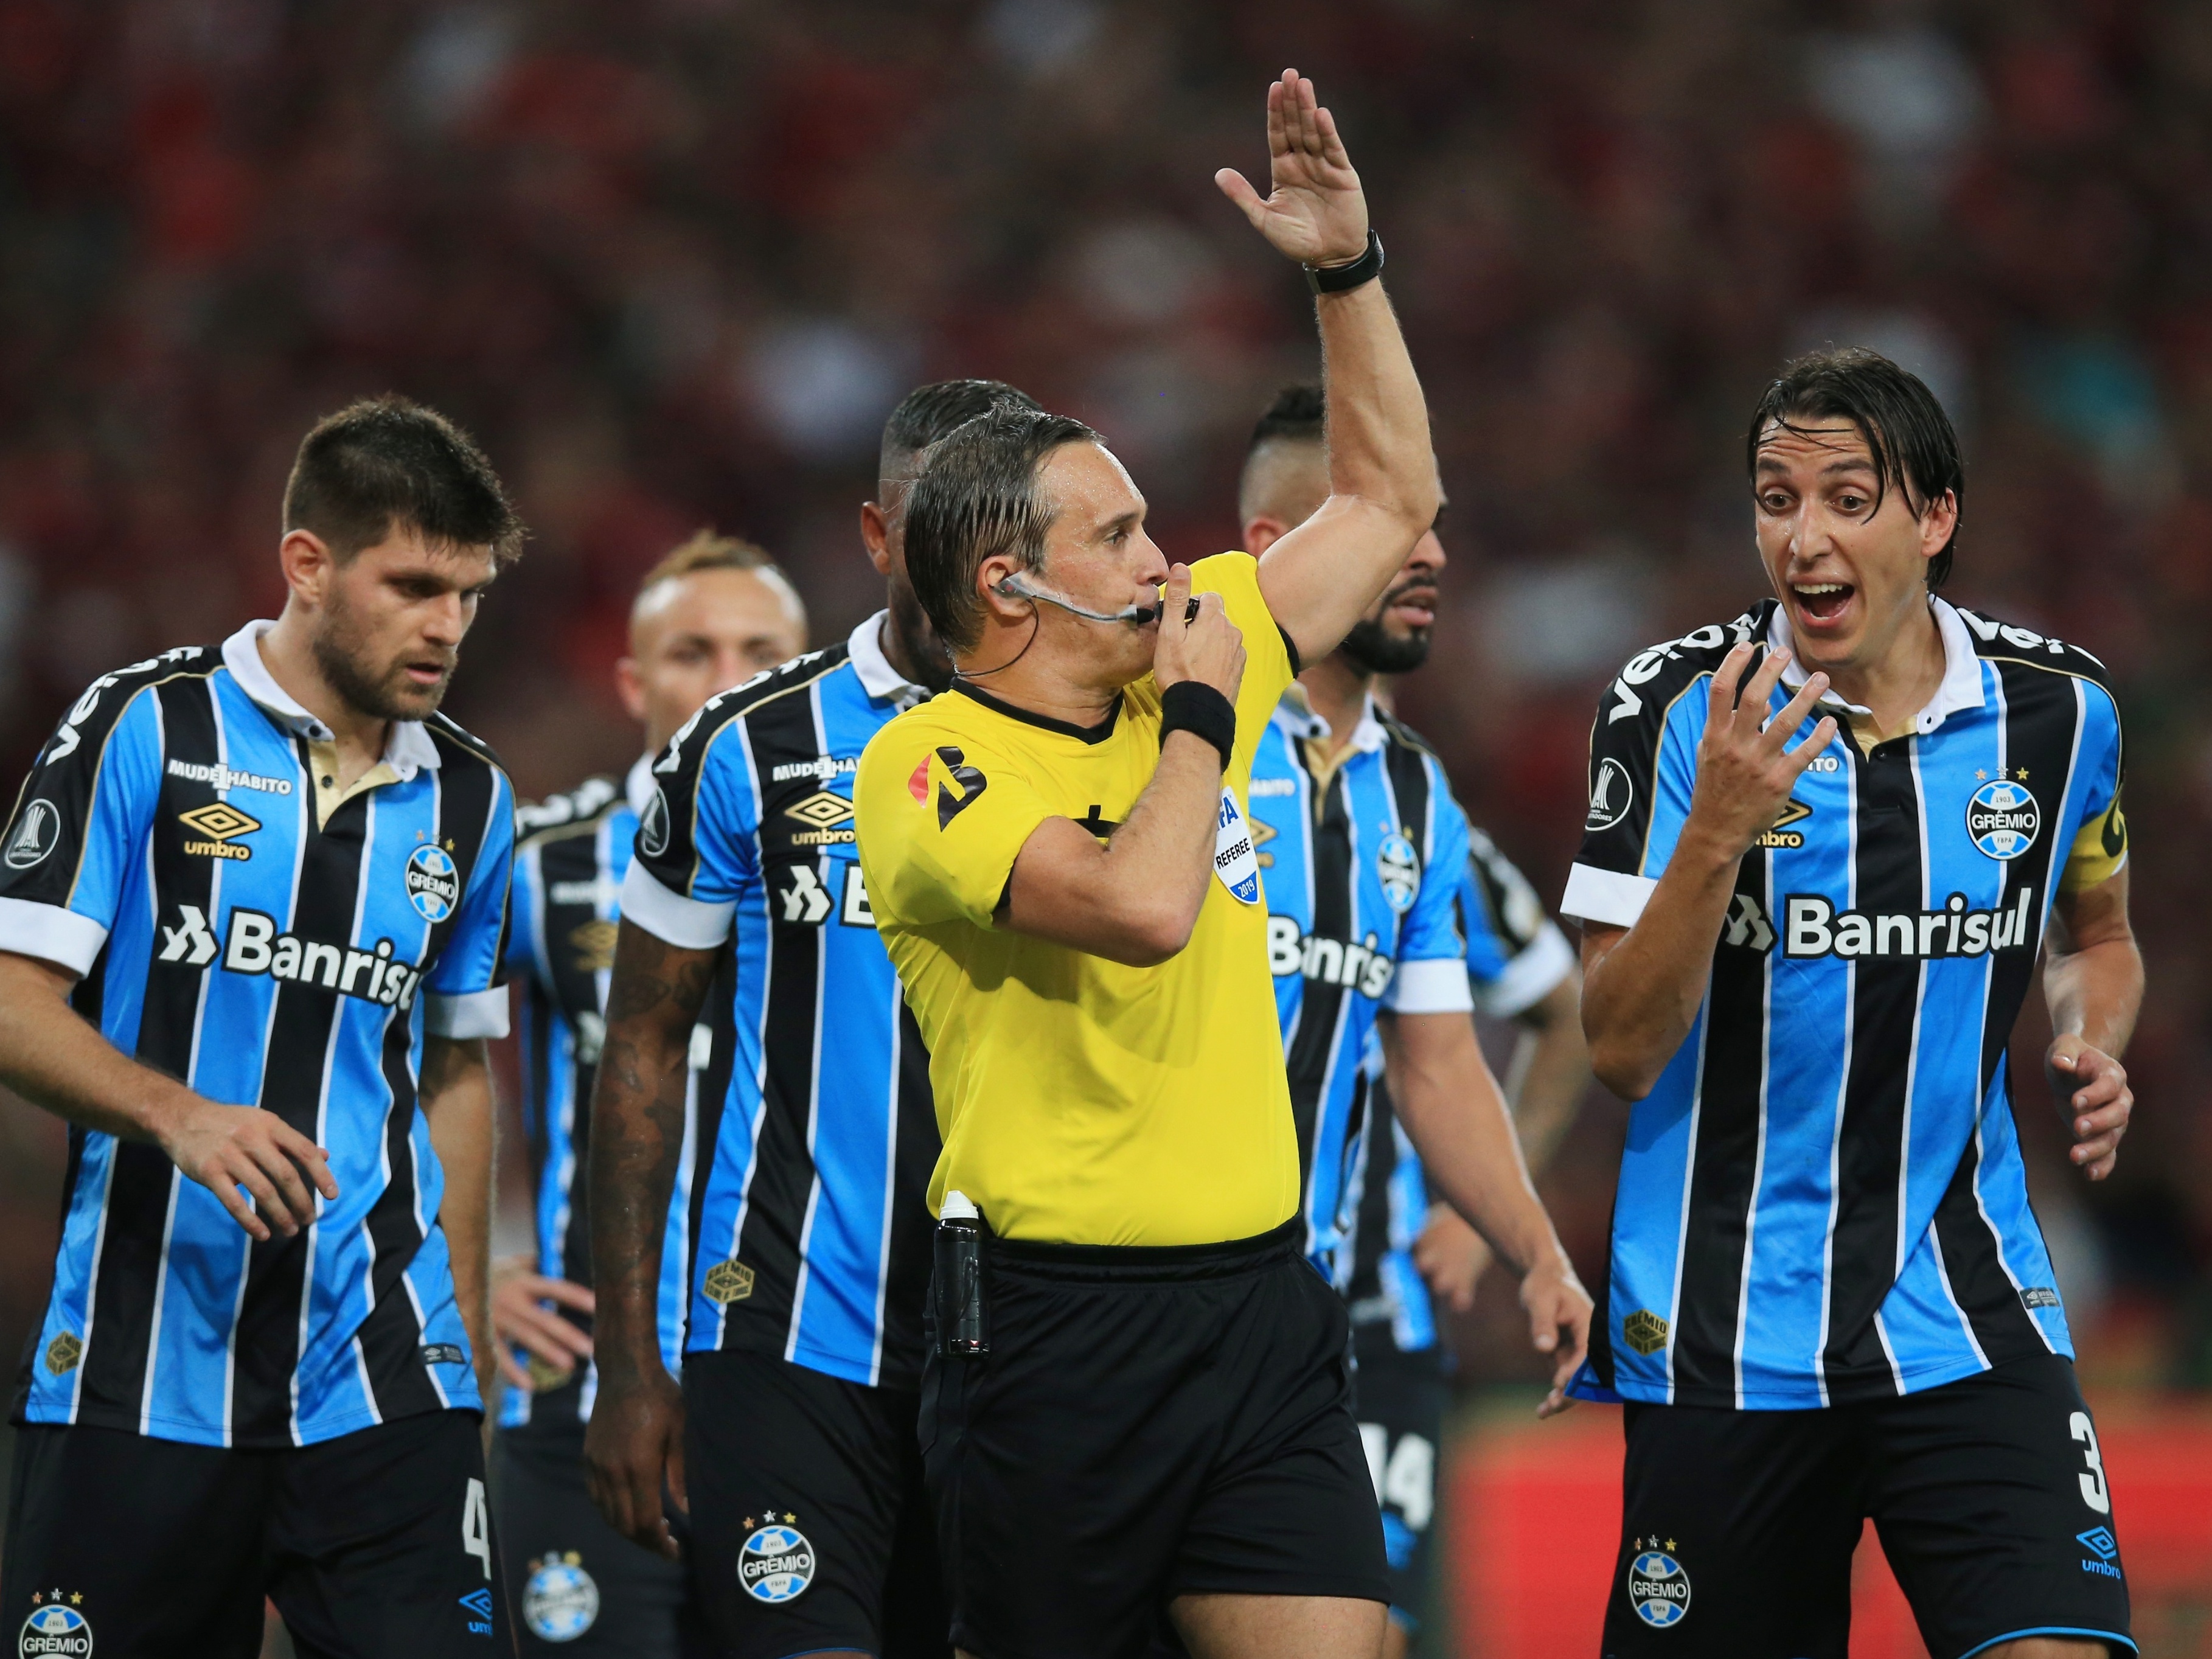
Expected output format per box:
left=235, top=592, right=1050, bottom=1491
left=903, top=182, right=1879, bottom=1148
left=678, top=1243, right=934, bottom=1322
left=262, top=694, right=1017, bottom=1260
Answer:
left=2, top=0, right=2211, bottom=1417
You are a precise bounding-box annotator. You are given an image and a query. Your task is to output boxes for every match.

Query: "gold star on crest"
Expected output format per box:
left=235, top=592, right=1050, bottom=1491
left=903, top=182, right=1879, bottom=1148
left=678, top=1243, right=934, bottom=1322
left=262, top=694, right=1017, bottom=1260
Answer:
left=1975, top=768, right=1988, bottom=781
left=69, top=1593, right=81, bottom=1605
left=2015, top=767, right=2029, bottom=781
left=1665, top=1539, right=1677, bottom=1551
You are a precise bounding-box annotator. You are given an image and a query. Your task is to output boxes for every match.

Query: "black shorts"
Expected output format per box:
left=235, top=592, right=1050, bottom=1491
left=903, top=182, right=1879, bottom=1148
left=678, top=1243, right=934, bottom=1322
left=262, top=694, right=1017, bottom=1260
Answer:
left=4, top=1408, right=509, bottom=1658
left=492, top=1422, right=711, bottom=1656
left=682, top=1347, right=947, bottom=1659
left=1603, top=1352, right=2134, bottom=1659
left=1351, top=1339, right=1448, bottom=1635
left=922, top=1218, right=1389, bottom=1659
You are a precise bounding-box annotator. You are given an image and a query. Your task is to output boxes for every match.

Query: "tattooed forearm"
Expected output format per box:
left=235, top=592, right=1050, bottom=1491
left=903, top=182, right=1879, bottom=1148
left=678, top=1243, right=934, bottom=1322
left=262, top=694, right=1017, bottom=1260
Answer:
left=587, top=920, right=723, bottom=1376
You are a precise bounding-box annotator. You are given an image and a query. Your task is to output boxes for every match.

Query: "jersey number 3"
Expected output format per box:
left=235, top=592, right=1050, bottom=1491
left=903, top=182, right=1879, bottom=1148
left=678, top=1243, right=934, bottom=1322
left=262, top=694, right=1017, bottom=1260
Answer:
left=2070, top=1411, right=2111, bottom=1514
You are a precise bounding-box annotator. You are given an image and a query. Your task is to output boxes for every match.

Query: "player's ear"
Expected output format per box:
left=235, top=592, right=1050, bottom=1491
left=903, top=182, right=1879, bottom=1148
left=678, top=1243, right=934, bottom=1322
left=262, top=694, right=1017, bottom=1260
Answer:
left=976, top=554, right=1028, bottom=624
left=613, top=655, right=648, bottom=725
left=1242, top=514, right=1291, bottom=559
left=278, top=529, right=338, bottom=607
left=860, top=500, right=892, bottom=576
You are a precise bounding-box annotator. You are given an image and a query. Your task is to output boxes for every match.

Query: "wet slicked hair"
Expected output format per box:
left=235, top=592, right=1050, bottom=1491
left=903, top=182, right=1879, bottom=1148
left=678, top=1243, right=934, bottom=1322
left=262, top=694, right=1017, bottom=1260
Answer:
left=879, top=378, right=1042, bottom=491
left=904, top=405, right=1099, bottom=653
left=283, top=395, right=524, bottom=563
left=1747, top=347, right=1963, bottom=591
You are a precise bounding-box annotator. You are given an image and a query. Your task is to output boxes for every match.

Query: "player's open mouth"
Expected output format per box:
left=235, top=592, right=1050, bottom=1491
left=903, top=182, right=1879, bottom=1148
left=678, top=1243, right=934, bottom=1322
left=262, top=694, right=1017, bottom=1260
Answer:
left=1791, top=582, right=1854, bottom=627
left=1387, top=588, right=1438, bottom=627
left=403, top=662, right=450, bottom=687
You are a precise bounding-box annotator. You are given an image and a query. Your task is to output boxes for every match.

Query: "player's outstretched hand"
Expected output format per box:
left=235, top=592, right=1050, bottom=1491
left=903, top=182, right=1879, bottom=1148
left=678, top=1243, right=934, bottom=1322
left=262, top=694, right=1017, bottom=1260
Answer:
left=2048, top=1035, right=2131, bottom=1181
left=1152, top=565, right=1245, bottom=705
left=1525, top=1251, right=1593, bottom=1421
left=155, top=1095, right=338, bottom=1241
left=1413, top=1204, right=1491, bottom=1313
left=1686, top=642, right=1838, bottom=860
left=490, top=1255, right=596, bottom=1391
left=585, top=1359, right=687, bottom=1562
left=1213, top=69, right=1369, bottom=270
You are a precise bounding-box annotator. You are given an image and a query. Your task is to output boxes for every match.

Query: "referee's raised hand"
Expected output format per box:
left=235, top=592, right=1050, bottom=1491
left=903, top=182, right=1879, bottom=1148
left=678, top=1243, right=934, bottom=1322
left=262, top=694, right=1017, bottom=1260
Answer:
left=156, top=1095, right=338, bottom=1242
left=1152, top=565, right=1245, bottom=705
left=1212, top=68, right=1368, bottom=270
left=1686, top=642, right=1838, bottom=859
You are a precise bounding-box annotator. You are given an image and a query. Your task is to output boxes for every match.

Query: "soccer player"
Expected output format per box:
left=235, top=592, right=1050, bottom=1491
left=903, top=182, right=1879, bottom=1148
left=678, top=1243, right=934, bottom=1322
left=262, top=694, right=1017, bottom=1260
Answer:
left=855, top=70, right=1583, bottom=1659
left=585, top=379, right=1041, bottom=1658
left=1237, top=383, right=1593, bottom=1652
left=492, top=531, right=805, bottom=1654
left=0, top=397, right=523, bottom=1654
left=1565, top=347, right=2138, bottom=1658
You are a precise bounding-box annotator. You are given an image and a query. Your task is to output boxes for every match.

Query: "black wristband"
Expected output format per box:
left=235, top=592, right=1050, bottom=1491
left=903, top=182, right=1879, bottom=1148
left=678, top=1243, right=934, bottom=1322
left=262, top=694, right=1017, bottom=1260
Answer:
left=1304, top=229, right=1383, bottom=295
left=1160, top=680, right=1236, bottom=771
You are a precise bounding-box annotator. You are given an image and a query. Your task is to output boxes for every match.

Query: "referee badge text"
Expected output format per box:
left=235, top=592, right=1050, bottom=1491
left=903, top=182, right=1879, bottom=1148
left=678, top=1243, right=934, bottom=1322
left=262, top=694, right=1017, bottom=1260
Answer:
left=1214, top=790, right=1261, bottom=904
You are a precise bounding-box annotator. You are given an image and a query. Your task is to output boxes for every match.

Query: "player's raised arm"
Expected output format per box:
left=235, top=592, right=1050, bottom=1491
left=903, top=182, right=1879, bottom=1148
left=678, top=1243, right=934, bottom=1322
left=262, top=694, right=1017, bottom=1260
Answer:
left=1216, top=69, right=1436, bottom=664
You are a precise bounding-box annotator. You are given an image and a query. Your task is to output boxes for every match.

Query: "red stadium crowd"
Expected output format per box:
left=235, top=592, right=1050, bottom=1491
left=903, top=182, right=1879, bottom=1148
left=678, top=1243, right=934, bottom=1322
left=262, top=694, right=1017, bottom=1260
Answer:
left=2, top=0, right=2211, bottom=1393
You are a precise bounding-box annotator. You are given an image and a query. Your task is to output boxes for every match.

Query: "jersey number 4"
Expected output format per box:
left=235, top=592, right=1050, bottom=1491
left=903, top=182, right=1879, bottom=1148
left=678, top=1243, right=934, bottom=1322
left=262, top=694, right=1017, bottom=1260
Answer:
left=464, top=1476, right=493, bottom=1577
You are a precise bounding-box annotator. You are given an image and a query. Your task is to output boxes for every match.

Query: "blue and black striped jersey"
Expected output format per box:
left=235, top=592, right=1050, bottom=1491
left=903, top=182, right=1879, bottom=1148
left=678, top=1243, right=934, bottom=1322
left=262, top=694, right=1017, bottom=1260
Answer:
left=619, top=615, right=940, bottom=1391
left=0, top=623, right=514, bottom=1447
left=1344, top=825, right=1576, bottom=1356
left=498, top=758, right=725, bottom=1431
left=1247, top=691, right=1482, bottom=1285
left=1562, top=597, right=2127, bottom=1409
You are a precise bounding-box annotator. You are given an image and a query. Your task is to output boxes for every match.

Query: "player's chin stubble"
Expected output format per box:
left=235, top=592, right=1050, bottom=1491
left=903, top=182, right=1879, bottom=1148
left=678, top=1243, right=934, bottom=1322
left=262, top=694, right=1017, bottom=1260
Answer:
left=313, top=601, right=452, bottom=724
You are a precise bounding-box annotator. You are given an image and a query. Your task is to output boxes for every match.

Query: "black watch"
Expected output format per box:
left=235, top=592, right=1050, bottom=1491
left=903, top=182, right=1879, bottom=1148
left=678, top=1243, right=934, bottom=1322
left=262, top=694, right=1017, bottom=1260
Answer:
left=1304, top=229, right=1383, bottom=295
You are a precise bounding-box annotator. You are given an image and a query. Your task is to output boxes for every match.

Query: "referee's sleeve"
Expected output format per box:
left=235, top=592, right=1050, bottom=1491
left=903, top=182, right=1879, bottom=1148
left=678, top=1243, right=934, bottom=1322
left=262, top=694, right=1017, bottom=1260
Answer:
left=0, top=676, right=165, bottom=977
left=1190, top=553, right=1295, bottom=775
left=855, top=726, right=1052, bottom=930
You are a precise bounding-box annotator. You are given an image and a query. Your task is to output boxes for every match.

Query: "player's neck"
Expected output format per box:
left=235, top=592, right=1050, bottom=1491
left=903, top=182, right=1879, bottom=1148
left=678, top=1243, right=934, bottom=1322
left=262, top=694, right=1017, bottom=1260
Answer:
left=1823, top=600, right=1947, bottom=746
left=256, top=613, right=394, bottom=777
left=1299, top=655, right=1372, bottom=762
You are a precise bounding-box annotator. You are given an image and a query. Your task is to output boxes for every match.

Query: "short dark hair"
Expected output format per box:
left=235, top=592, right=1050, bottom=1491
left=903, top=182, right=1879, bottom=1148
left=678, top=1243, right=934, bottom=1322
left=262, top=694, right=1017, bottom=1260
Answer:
left=1746, top=347, right=1963, bottom=591
left=283, top=395, right=525, bottom=565
left=1248, top=381, right=1326, bottom=452
left=879, top=379, right=1042, bottom=492
left=904, top=405, right=1099, bottom=653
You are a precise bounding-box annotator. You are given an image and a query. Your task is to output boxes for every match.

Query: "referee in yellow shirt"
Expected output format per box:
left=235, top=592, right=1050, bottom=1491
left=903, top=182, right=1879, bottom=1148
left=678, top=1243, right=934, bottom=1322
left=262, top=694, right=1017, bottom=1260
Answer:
left=857, top=71, right=1577, bottom=1659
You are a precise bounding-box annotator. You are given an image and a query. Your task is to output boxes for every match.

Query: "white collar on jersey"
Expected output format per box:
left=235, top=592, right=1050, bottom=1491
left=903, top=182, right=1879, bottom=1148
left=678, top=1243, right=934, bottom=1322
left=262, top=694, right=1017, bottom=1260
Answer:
left=624, top=753, right=656, bottom=817
left=220, top=620, right=443, bottom=778
left=1270, top=683, right=1388, bottom=754
left=847, top=610, right=930, bottom=709
left=1766, top=594, right=1984, bottom=739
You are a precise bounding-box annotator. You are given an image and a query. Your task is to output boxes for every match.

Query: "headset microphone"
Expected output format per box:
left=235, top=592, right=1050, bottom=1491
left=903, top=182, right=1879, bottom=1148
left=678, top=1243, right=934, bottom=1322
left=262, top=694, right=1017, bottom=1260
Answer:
left=995, top=575, right=1160, bottom=627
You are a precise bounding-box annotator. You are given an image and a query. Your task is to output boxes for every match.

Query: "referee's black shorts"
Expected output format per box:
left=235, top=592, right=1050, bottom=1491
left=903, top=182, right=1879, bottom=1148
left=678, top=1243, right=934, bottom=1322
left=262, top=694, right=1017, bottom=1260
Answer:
left=920, top=1217, right=1389, bottom=1659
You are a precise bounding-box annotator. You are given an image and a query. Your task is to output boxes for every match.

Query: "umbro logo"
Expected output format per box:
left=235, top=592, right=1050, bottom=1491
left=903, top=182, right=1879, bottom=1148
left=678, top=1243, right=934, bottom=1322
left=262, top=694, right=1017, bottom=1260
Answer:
left=179, top=802, right=260, bottom=861
left=784, top=791, right=855, bottom=847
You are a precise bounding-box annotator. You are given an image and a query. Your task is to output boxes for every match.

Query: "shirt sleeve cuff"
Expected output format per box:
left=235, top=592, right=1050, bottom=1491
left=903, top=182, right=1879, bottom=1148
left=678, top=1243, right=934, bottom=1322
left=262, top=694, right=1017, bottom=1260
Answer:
left=1472, top=922, right=1576, bottom=1020
left=425, top=986, right=510, bottom=1040
left=620, top=863, right=736, bottom=950
left=1384, top=956, right=1476, bottom=1015
left=1560, top=863, right=1655, bottom=929
left=0, top=897, right=109, bottom=978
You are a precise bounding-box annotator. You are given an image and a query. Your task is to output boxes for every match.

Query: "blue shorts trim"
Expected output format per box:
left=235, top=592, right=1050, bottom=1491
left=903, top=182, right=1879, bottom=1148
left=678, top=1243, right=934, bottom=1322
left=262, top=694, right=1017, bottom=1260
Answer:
left=1954, top=1626, right=2137, bottom=1659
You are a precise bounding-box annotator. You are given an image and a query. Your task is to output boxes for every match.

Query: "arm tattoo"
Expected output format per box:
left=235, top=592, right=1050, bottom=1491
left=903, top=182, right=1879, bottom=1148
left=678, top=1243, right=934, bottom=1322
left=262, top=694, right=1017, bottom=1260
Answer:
left=588, top=922, right=722, bottom=1368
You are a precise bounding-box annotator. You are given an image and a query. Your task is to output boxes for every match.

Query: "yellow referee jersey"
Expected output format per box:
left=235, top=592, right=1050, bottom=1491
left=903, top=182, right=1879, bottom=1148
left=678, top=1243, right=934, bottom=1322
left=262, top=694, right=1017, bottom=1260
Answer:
left=854, top=552, right=1300, bottom=1246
